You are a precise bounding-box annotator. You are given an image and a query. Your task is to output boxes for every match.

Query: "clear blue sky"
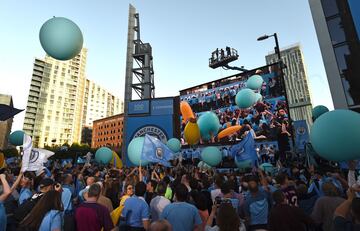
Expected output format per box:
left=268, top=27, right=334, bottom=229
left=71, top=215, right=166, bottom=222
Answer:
left=0, top=0, right=333, bottom=131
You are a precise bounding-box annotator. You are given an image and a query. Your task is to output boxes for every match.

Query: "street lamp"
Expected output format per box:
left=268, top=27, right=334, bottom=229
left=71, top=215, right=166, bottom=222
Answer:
left=257, top=33, right=296, bottom=151
left=257, top=33, right=281, bottom=61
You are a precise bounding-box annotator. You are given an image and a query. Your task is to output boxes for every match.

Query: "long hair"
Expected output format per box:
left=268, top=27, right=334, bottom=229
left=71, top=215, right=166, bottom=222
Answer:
left=20, top=190, right=63, bottom=230
left=216, top=203, right=240, bottom=231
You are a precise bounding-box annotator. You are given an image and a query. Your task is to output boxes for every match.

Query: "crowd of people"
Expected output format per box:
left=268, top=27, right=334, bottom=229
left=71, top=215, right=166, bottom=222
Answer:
left=1, top=153, right=360, bottom=231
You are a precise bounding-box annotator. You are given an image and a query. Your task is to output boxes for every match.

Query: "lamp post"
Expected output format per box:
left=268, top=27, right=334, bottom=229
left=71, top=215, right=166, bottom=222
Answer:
left=257, top=33, right=296, bottom=152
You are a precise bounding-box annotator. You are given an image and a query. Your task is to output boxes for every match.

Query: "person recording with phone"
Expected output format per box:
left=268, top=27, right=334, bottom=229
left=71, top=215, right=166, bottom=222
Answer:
left=205, top=202, right=246, bottom=231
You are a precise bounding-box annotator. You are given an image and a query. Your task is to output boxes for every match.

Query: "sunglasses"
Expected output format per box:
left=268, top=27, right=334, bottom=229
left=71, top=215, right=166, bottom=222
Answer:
left=127, top=187, right=133, bottom=190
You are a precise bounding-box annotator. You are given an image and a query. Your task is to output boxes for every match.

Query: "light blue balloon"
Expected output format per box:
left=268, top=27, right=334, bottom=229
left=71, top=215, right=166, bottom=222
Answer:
left=260, top=163, right=274, bottom=174
left=235, top=88, right=256, bottom=109
left=197, top=161, right=211, bottom=169
left=39, top=17, right=83, bottom=61
left=312, top=105, right=329, bottom=121
left=127, top=137, right=149, bottom=166
left=167, top=138, right=181, bottom=152
left=254, top=93, right=263, bottom=103
left=246, top=75, right=264, bottom=90
left=95, top=147, right=113, bottom=164
left=197, top=112, right=220, bottom=139
left=235, top=159, right=253, bottom=169
left=201, top=146, right=222, bottom=167
left=9, top=130, right=25, bottom=146
left=310, top=110, right=360, bottom=161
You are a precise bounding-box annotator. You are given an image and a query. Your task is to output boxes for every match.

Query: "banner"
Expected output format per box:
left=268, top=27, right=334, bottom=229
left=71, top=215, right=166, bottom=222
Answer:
left=21, top=134, right=54, bottom=172
left=141, top=134, right=174, bottom=167
left=293, top=120, right=309, bottom=151
left=230, top=132, right=257, bottom=164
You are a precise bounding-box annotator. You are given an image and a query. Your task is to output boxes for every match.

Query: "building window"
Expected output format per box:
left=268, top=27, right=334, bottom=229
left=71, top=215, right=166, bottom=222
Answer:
left=321, top=0, right=339, bottom=18
left=327, top=17, right=346, bottom=45
left=334, top=45, right=350, bottom=74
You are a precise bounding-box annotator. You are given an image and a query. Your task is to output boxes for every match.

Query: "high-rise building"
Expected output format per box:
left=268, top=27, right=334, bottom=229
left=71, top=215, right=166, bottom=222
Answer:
left=23, top=48, right=88, bottom=147
left=266, top=44, right=313, bottom=129
left=81, top=80, right=123, bottom=145
left=0, top=94, right=14, bottom=150
left=92, top=114, right=124, bottom=149
left=309, top=0, right=360, bottom=111
left=82, top=79, right=123, bottom=127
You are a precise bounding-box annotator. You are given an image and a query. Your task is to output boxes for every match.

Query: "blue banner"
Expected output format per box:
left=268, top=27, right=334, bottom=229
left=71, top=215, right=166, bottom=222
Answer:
left=151, top=99, right=173, bottom=115
left=230, top=132, right=257, bottom=163
left=141, top=134, right=174, bottom=167
left=128, top=100, right=150, bottom=115
left=293, top=120, right=309, bottom=151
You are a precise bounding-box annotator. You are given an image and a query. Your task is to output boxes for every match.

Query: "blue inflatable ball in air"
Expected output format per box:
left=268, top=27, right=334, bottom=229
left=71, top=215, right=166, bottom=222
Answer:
left=197, top=112, right=220, bottom=140
left=9, top=130, right=25, bottom=146
left=235, top=88, right=256, bottom=109
left=312, top=105, right=329, bottom=121
left=201, top=146, right=222, bottom=167
left=310, top=110, right=360, bottom=162
left=167, top=138, right=181, bottom=153
left=127, top=137, right=149, bottom=166
left=95, top=147, right=113, bottom=164
left=246, top=75, right=264, bottom=90
left=39, top=17, right=83, bottom=61
left=260, top=163, right=274, bottom=174
left=235, top=159, right=253, bottom=169
left=254, top=93, right=263, bottom=103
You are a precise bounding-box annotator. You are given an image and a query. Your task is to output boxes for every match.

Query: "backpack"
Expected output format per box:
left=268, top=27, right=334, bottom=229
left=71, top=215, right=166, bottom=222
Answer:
left=14, top=193, right=43, bottom=223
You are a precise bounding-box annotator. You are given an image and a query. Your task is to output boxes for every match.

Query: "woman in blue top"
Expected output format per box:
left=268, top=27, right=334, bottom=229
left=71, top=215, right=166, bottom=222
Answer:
left=0, top=173, right=12, bottom=231
left=20, top=190, right=63, bottom=231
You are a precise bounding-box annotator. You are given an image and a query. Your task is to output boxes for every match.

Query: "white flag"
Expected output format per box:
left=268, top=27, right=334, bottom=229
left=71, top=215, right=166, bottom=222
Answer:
left=21, top=134, right=54, bottom=172
left=21, top=134, right=33, bottom=172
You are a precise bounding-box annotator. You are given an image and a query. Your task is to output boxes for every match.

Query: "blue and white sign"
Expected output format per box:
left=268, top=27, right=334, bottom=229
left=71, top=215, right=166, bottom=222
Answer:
left=128, top=100, right=150, bottom=114
left=293, top=120, right=309, bottom=151
left=151, top=99, right=173, bottom=115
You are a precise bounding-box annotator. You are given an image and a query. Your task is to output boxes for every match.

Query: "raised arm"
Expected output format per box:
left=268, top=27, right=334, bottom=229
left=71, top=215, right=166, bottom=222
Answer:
left=10, top=171, right=24, bottom=192
left=334, top=188, right=355, bottom=218
left=0, top=174, right=11, bottom=201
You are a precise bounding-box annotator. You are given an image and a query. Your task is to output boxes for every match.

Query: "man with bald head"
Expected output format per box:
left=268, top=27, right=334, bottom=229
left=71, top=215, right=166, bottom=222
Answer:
left=149, top=220, right=172, bottom=231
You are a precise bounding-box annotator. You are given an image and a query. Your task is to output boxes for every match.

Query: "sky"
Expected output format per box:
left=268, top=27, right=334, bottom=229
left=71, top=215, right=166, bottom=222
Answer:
left=0, top=0, right=333, bottom=132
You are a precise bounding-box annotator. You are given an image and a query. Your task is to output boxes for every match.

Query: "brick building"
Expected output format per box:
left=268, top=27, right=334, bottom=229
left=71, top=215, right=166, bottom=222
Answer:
left=92, top=114, right=124, bottom=149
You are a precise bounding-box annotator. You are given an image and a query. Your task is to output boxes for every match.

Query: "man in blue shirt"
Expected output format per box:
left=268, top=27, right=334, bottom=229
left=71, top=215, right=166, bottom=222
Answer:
left=121, top=182, right=150, bottom=230
left=160, top=184, right=202, bottom=231
left=244, top=176, right=271, bottom=230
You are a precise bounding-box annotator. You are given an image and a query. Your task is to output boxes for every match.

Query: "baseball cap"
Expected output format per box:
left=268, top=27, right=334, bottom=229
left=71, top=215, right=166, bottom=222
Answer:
left=39, top=178, right=54, bottom=188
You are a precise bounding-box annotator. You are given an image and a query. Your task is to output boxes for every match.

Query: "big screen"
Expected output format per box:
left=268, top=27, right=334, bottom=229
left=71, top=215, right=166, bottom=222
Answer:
left=179, top=63, right=291, bottom=146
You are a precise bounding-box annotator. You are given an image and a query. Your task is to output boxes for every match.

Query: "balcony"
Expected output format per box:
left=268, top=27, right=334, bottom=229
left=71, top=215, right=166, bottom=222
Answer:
left=29, top=90, right=39, bottom=97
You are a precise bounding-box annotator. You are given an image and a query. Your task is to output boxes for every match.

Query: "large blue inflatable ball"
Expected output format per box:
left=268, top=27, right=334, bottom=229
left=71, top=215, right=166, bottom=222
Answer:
left=39, top=17, right=83, bottom=61
left=254, top=93, right=263, bottom=103
left=197, top=112, right=220, bottom=139
left=312, top=105, right=329, bottom=121
left=167, top=138, right=181, bottom=153
left=260, top=163, right=274, bottom=174
left=235, top=159, right=253, bottom=169
left=9, top=130, right=25, bottom=146
left=127, top=137, right=149, bottom=166
left=95, top=147, right=113, bottom=164
left=235, top=88, right=256, bottom=109
left=246, top=75, right=264, bottom=90
left=310, top=110, right=360, bottom=162
left=201, top=147, right=222, bottom=167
